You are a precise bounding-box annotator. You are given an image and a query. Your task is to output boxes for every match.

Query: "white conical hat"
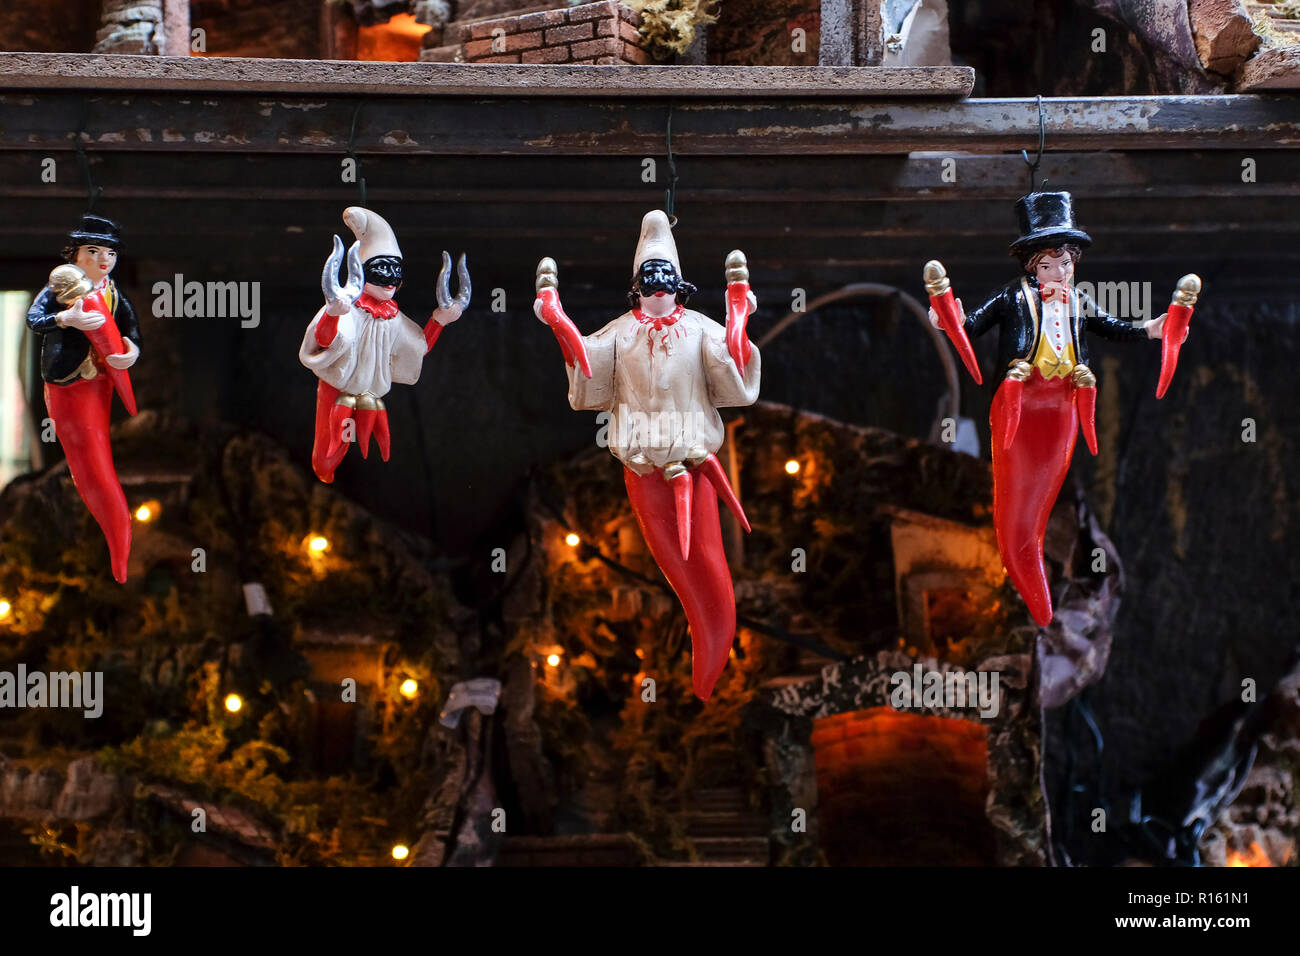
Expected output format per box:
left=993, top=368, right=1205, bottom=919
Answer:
left=342, top=206, right=402, bottom=261
left=632, top=209, right=680, bottom=276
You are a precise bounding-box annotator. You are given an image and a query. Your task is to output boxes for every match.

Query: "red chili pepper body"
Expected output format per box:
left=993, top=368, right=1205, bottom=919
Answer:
left=45, top=376, right=132, bottom=583
left=82, top=288, right=137, bottom=416
left=929, top=286, right=983, bottom=385
left=725, top=281, right=753, bottom=375
left=991, top=372, right=1076, bottom=627
left=536, top=287, right=593, bottom=379
left=1156, top=301, right=1193, bottom=400
left=624, top=465, right=738, bottom=701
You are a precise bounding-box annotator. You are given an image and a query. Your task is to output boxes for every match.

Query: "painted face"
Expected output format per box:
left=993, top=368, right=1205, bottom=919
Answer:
left=634, top=259, right=685, bottom=315
left=1034, top=249, right=1074, bottom=287
left=74, top=245, right=117, bottom=283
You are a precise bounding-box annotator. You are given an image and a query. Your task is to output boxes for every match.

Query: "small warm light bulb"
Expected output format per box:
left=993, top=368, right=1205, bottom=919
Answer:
left=134, top=504, right=153, bottom=522
left=564, top=532, right=580, bottom=548
left=546, top=653, right=561, bottom=667
left=399, top=678, right=418, bottom=700
left=0, top=600, right=11, bottom=620
left=224, top=693, right=243, bottom=713
left=307, top=535, right=330, bottom=554
left=392, top=844, right=410, bottom=861
left=784, top=459, right=800, bottom=475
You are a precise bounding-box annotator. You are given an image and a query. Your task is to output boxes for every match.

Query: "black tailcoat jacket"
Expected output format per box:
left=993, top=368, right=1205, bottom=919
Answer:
left=964, top=275, right=1147, bottom=376
left=26, top=281, right=141, bottom=386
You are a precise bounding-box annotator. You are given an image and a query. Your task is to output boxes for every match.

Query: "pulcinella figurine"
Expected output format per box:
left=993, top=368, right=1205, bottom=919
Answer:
left=924, top=191, right=1199, bottom=626
left=299, top=206, right=470, bottom=483
left=534, top=210, right=761, bottom=701
left=26, top=215, right=142, bottom=583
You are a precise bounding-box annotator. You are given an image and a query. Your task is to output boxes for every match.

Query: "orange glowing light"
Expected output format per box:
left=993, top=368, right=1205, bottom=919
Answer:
left=134, top=503, right=154, bottom=522
left=0, top=600, right=11, bottom=620
left=392, top=844, right=410, bottom=861
left=564, top=533, right=581, bottom=547
left=307, top=535, right=330, bottom=554
left=399, top=679, right=418, bottom=700
left=1226, top=842, right=1273, bottom=867
left=546, top=653, right=561, bottom=667
left=784, top=459, right=800, bottom=475
left=224, top=694, right=243, bottom=713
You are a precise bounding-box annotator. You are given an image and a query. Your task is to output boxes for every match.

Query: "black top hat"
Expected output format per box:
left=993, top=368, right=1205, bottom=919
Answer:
left=1009, top=192, right=1091, bottom=257
left=67, top=215, right=122, bottom=249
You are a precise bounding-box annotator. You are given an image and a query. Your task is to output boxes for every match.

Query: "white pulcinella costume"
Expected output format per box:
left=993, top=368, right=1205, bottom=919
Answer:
left=298, top=207, right=426, bottom=399
left=565, top=211, right=761, bottom=476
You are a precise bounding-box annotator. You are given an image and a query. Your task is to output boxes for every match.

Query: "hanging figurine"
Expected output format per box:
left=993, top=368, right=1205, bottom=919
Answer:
left=924, top=191, right=1199, bottom=626
left=26, top=215, right=141, bottom=583
left=534, top=210, right=761, bottom=700
left=299, top=207, right=470, bottom=483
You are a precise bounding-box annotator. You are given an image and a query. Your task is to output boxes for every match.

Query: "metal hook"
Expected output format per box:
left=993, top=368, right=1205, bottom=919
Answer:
left=1020, top=94, right=1046, bottom=193
left=347, top=99, right=368, bottom=208
left=664, top=103, right=678, bottom=227
left=74, top=101, right=102, bottom=214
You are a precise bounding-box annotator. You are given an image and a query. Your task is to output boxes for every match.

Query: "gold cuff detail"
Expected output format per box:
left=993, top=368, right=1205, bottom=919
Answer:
left=1006, top=360, right=1032, bottom=383
left=1071, top=364, right=1096, bottom=388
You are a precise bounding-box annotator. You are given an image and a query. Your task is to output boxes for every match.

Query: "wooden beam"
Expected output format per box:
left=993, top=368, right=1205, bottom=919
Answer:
left=0, top=53, right=974, bottom=98
left=2, top=88, right=1297, bottom=157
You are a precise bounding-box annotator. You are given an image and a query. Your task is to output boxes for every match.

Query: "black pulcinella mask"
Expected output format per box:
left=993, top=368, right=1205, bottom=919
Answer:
left=628, top=258, right=697, bottom=308
left=363, top=255, right=403, bottom=287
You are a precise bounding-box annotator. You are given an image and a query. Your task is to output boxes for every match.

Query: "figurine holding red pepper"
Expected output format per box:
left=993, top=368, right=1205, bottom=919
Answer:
left=534, top=210, right=761, bottom=700
left=925, top=192, right=1199, bottom=626
left=27, top=215, right=141, bottom=583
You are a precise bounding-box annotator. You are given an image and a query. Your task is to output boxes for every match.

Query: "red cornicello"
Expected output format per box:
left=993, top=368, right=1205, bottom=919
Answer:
left=534, top=210, right=761, bottom=700
left=924, top=191, right=1200, bottom=627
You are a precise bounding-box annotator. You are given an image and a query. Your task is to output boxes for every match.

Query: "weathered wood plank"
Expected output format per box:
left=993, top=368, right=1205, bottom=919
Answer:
left=2, top=90, right=1299, bottom=155
left=0, top=53, right=975, bottom=98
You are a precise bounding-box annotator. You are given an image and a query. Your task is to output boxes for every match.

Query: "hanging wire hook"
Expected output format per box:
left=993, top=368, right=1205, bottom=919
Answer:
left=1020, top=94, right=1046, bottom=194
left=664, top=103, right=678, bottom=227
left=347, top=99, right=368, bottom=208
left=74, top=101, right=103, bottom=214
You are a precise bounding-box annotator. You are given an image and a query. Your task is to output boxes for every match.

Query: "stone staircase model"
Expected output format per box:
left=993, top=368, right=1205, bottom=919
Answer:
left=658, top=786, right=769, bottom=866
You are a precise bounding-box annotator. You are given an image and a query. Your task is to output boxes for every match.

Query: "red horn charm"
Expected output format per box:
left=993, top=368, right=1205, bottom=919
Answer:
left=538, top=211, right=761, bottom=700
left=1156, top=275, right=1200, bottom=400
left=923, top=260, right=983, bottom=385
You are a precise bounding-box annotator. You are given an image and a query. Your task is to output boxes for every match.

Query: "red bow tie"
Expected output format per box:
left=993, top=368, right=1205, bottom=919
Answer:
left=634, top=304, right=684, bottom=331
left=1040, top=285, right=1068, bottom=303
left=356, top=293, right=399, bottom=318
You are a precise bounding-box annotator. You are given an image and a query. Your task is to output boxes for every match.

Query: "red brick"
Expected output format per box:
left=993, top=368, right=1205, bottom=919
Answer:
left=471, top=53, right=521, bottom=63
left=570, top=37, right=619, bottom=59
left=506, top=30, right=544, bottom=52
left=595, top=17, right=615, bottom=37
left=568, top=1, right=618, bottom=24
left=620, top=42, right=650, bottom=63
left=593, top=55, right=619, bottom=64
left=464, top=38, right=502, bottom=58
left=521, top=45, right=571, bottom=63
left=545, top=22, right=594, bottom=44
left=617, top=3, right=642, bottom=26
left=469, top=20, right=516, bottom=40
left=618, top=18, right=642, bottom=43
left=512, top=8, right=570, bottom=33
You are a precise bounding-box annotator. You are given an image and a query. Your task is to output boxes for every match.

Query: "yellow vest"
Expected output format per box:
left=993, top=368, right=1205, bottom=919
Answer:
left=1021, top=277, right=1077, bottom=380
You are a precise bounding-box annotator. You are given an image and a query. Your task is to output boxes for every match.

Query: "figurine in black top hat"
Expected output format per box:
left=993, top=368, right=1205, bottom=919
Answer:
left=25, top=214, right=141, bottom=583
left=922, top=191, right=1198, bottom=629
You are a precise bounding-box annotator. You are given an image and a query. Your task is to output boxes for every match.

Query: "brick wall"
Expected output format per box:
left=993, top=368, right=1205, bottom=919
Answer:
left=811, top=707, right=997, bottom=865
left=426, top=1, right=649, bottom=65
